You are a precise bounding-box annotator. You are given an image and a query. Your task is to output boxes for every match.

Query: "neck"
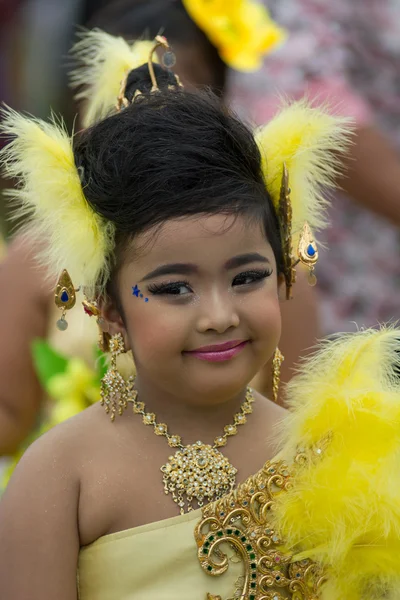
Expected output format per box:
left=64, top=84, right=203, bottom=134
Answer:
left=133, top=374, right=250, bottom=446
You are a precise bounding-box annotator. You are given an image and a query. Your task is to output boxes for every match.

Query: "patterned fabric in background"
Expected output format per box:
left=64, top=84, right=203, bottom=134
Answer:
left=230, top=0, right=400, bottom=334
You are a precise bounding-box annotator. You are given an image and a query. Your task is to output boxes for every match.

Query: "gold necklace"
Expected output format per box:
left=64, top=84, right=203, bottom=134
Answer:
left=125, top=378, right=255, bottom=514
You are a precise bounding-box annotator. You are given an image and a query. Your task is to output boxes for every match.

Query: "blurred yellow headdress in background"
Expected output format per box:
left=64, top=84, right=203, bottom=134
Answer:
left=182, top=0, right=286, bottom=71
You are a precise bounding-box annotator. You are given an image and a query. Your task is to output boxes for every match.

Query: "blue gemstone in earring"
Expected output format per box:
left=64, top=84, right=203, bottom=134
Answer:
left=60, top=290, right=69, bottom=303
left=306, top=244, right=316, bottom=257
left=132, top=285, right=140, bottom=297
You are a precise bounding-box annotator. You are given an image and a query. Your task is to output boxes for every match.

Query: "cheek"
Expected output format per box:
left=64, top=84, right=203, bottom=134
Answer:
left=245, top=287, right=282, bottom=343
left=123, top=299, right=188, bottom=359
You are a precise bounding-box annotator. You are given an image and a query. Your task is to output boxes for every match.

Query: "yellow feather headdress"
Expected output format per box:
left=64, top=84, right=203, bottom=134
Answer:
left=69, top=29, right=155, bottom=127
left=256, top=99, right=353, bottom=247
left=273, top=326, right=400, bottom=599
left=182, top=0, right=286, bottom=71
left=256, top=100, right=353, bottom=295
left=0, top=107, right=115, bottom=295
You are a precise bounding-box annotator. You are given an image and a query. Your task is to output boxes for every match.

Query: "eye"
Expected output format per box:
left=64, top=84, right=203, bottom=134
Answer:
left=232, top=269, right=272, bottom=287
left=147, top=281, right=193, bottom=296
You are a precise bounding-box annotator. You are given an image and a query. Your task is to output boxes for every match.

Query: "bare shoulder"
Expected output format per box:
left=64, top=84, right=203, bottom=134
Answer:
left=0, top=408, right=99, bottom=599
left=0, top=404, right=112, bottom=531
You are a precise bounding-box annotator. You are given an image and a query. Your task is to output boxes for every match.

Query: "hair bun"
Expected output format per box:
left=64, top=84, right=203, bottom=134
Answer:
left=124, top=63, right=180, bottom=101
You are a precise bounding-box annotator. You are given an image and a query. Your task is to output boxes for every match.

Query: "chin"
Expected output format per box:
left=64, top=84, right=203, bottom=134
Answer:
left=183, top=364, right=259, bottom=404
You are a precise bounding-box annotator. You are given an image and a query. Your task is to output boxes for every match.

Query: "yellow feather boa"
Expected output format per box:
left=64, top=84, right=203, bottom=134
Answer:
left=273, top=327, right=400, bottom=600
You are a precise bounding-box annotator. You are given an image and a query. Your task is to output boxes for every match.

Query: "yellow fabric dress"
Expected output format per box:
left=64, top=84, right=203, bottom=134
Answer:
left=78, top=510, right=243, bottom=600
left=77, top=328, right=400, bottom=600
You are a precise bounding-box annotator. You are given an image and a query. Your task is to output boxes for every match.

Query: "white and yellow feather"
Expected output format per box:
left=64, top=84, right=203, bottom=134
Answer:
left=273, top=326, right=400, bottom=600
left=69, top=29, right=155, bottom=128
left=256, top=99, right=353, bottom=248
left=0, top=107, right=115, bottom=294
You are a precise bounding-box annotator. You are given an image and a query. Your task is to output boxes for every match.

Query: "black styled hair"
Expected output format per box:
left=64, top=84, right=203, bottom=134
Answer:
left=87, top=0, right=227, bottom=95
left=74, top=65, right=283, bottom=299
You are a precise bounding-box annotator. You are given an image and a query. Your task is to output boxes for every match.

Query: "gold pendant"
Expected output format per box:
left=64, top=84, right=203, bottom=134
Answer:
left=297, top=222, right=318, bottom=267
left=54, top=269, right=78, bottom=331
left=161, top=441, right=237, bottom=514
left=55, top=269, right=77, bottom=311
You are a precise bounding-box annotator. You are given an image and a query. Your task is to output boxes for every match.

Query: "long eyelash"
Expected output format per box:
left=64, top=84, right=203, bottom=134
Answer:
left=148, top=280, right=192, bottom=295
left=233, top=269, right=272, bottom=284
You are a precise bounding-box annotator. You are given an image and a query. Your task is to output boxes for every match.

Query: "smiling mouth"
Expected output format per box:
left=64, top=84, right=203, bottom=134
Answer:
left=184, top=340, right=249, bottom=362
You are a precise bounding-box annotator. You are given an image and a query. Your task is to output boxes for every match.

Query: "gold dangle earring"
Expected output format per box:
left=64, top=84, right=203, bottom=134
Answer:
left=54, top=269, right=79, bottom=331
left=100, top=333, right=128, bottom=421
left=272, top=348, right=284, bottom=404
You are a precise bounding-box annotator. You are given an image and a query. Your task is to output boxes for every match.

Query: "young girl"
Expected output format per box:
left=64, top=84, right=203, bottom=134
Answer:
left=1, top=31, right=399, bottom=600
left=0, top=0, right=287, bottom=461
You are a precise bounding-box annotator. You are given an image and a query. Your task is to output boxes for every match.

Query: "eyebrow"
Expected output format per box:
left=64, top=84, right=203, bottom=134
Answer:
left=140, top=253, right=270, bottom=281
left=225, top=252, right=270, bottom=270
left=141, top=263, right=198, bottom=281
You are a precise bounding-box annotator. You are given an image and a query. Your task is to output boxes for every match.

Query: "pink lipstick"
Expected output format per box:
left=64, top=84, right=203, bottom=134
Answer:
left=185, top=340, right=249, bottom=362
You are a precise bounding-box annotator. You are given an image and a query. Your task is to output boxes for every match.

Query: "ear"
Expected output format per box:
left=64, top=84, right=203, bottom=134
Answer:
left=98, top=295, right=131, bottom=351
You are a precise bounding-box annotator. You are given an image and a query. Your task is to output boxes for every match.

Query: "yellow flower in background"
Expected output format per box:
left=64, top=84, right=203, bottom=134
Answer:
left=182, top=0, right=286, bottom=71
left=46, top=358, right=100, bottom=426
left=47, top=358, right=100, bottom=422
left=46, top=359, right=99, bottom=425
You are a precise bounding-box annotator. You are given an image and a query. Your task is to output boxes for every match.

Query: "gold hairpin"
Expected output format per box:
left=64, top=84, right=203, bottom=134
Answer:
left=148, top=35, right=172, bottom=92
left=278, top=164, right=296, bottom=300
left=116, top=73, right=130, bottom=111
left=116, top=35, right=181, bottom=110
left=278, top=164, right=319, bottom=296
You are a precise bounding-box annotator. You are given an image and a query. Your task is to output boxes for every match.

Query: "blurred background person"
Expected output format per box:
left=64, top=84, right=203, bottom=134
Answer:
left=231, top=0, right=400, bottom=336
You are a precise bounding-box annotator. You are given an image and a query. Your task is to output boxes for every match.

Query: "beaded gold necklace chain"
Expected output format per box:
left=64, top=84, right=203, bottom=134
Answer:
left=125, top=379, right=255, bottom=514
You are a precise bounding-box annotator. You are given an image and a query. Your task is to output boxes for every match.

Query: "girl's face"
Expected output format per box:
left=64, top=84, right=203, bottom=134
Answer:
left=104, top=214, right=283, bottom=405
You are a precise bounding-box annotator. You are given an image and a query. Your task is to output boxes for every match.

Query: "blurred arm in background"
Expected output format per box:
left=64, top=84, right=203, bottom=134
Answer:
left=0, top=235, right=51, bottom=455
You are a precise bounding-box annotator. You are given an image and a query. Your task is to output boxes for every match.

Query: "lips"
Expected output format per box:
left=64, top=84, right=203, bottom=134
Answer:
left=184, top=340, right=249, bottom=363
left=190, top=340, right=246, bottom=353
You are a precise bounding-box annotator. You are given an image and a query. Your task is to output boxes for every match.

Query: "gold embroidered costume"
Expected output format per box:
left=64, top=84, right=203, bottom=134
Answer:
left=77, top=328, right=400, bottom=600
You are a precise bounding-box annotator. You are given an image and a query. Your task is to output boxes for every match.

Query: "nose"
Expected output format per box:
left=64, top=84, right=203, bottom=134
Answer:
left=196, top=289, right=240, bottom=334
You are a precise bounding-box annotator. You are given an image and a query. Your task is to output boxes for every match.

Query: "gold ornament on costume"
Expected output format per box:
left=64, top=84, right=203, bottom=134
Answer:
left=195, top=458, right=325, bottom=600
left=101, top=365, right=255, bottom=514
left=272, top=348, right=284, bottom=404
left=54, top=269, right=78, bottom=331
left=182, top=0, right=286, bottom=71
